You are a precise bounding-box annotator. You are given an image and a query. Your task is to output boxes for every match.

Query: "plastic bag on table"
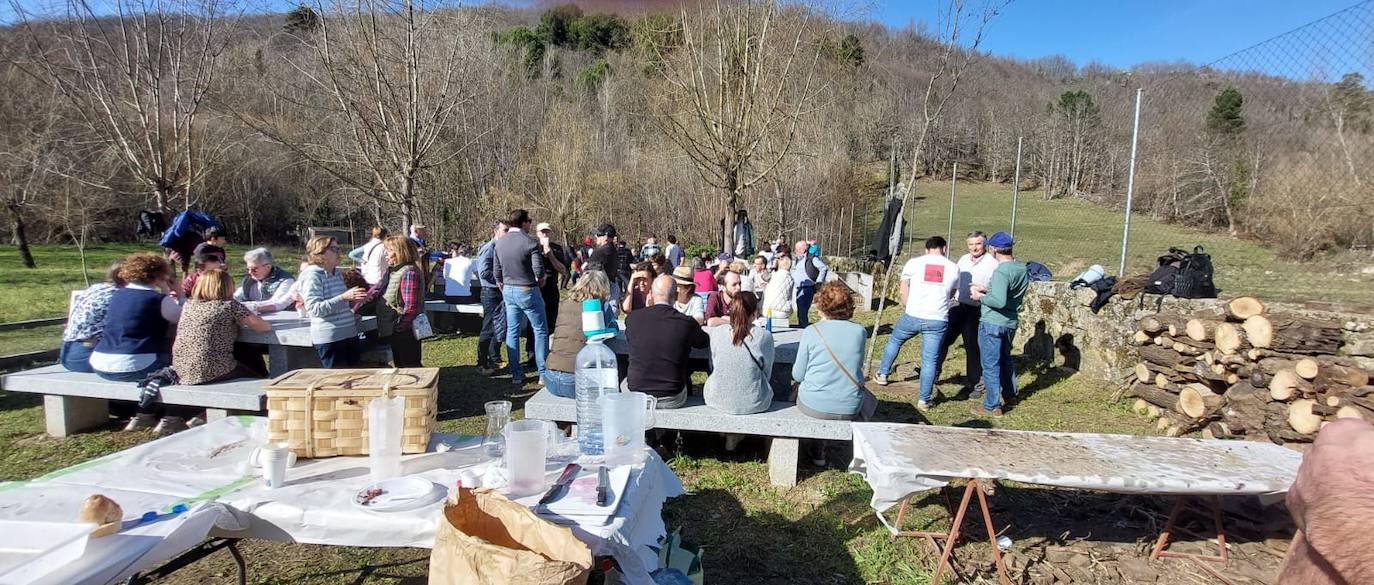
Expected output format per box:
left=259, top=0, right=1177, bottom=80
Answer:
left=428, top=487, right=592, bottom=585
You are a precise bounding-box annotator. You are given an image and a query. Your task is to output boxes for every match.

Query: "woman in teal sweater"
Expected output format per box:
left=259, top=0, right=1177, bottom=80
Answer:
left=792, top=282, right=876, bottom=464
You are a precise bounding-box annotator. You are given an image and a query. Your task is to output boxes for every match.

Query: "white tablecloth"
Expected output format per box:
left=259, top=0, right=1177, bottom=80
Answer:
left=849, top=423, right=1302, bottom=533
left=0, top=417, right=684, bottom=585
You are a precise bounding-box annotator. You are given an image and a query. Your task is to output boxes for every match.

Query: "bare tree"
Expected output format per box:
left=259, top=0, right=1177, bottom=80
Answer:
left=10, top=0, right=233, bottom=213
left=239, top=0, right=492, bottom=230
left=865, top=0, right=1008, bottom=372
left=648, top=0, right=827, bottom=254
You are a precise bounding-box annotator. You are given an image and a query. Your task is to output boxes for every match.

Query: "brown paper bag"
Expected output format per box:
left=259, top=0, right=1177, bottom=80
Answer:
left=429, top=488, right=593, bottom=585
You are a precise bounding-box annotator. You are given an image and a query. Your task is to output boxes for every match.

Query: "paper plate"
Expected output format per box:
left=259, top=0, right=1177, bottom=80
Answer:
left=352, top=477, right=444, bottom=513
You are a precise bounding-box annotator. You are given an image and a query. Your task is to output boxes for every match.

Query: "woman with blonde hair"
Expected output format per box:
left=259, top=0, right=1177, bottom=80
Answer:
left=300, top=236, right=368, bottom=367
left=358, top=236, right=426, bottom=367
left=173, top=269, right=271, bottom=385
left=543, top=270, right=613, bottom=398
left=762, top=254, right=795, bottom=322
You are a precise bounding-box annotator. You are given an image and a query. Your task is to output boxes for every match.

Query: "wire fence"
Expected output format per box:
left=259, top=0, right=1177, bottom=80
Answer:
left=898, top=1, right=1374, bottom=311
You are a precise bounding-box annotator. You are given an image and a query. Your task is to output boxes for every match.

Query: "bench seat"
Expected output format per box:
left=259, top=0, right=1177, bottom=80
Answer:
left=1, top=365, right=266, bottom=437
left=525, top=388, right=851, bottom=486
left=423, top=300, right=484, bottom=315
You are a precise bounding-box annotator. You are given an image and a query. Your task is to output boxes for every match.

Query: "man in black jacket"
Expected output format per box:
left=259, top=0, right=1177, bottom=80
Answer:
left=624, top=275, right=709, bottom=408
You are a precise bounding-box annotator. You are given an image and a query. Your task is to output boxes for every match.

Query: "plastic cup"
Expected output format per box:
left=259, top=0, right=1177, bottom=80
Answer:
left=504, top=420, right=548, bottom=496
left=251, top=443, right=296, bottom=489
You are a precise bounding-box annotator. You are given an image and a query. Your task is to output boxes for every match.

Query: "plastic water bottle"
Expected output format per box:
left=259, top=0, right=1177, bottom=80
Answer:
left=575, top=299, right=620, bottom=455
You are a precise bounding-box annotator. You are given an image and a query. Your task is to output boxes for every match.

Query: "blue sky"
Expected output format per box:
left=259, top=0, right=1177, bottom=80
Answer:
left=872, top=0, right=1363, bottom=69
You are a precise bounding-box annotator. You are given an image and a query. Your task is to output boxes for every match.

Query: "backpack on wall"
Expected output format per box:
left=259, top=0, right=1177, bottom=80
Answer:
left=1172, top=246, right=1217, bottom=299
left=1144, top=248, right=1186, bottom=295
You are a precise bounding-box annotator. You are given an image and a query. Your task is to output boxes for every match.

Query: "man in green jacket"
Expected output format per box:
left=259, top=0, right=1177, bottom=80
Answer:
left=968, top=231, right=1028, bottom=417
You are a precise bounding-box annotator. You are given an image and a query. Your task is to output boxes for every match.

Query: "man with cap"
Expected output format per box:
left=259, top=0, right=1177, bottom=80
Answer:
left=589, top=224, right=621, bottom=318
left=939, top=231, right=1000, bottom=398
left=968, top=231, right=1028, bottom=417
left=536, top=222, right=569, bottom=332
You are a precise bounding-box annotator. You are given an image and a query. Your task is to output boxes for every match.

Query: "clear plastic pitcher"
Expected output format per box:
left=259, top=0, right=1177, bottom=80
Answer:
left=504, top=419, right=548, bottom=496
left=600, top=391, right=656, bottom=466
left=482, top=400, right=512, bottom=458
left=367, top=394, right=405, bottom=482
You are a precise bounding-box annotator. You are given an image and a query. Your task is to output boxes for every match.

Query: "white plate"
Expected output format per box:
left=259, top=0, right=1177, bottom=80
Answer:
left=352, top=477, right=444, bottom=513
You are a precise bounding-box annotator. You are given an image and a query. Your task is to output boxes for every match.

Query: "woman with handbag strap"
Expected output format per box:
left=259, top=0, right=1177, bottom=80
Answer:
left=360, top=236, right=427, bottom=367
left=704, top=292, right=775, bottom=416
left=791, top=282, right=877, bottom=465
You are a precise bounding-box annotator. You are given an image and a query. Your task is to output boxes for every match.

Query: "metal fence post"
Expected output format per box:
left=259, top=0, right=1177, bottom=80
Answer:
left=1010, top=136, right=1023, bottom=238
left=1119, top=88, right=1144, bottom=277
left=948, top=162, right=958, bottom=241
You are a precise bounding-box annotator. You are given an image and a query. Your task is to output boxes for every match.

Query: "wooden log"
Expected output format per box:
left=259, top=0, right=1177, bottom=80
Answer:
left=1178, top=383, right=1224, bottom=419
left=1294, top=358, right=1320, bottom=380
left=1172, top=342, right=1204, bottom=356
left=1138, top=316, right=1165, bottom=335
left=1146, top=404, right=1162, bottom=418
left=1275, top=429, right=1316, bottom=443
left=1202, top=422, right=1238, bottom=440
left=1269, top=369, right=1312, bottom=401
left=1131, top=399, right=1151, bottom=415
left=1133, top=330, right=1152, bottom=345
left=1130, top=383, right=1179, bottom=410
left=1186, top=319, right=1220, bottom=342
left=1224, top=297, right=1266, bottom=321
left=1312, top=363, right=1371, bottom=389
left=1213, top=322, right=1246, bottom=355
left=1336, top=405, right=1367, bottom=421
left=1139, top=346, right=1193, bottom=368
left=1225, top=372, right=1240, bottom=385
left=1242, top=314, right=1343, bottom=354
left=1287, top=399, right=1323, bottom=435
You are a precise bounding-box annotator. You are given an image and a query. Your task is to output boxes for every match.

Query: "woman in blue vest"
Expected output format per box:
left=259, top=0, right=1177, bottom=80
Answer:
left=90, top=253, right=182, bottom=382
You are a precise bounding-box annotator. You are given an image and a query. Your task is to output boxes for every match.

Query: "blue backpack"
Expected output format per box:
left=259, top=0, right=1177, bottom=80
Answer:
left=1026, top=261, right=1053, bottom=282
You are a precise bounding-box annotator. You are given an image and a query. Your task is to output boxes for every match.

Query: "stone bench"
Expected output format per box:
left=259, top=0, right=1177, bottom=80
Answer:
left=0, top=365, right=266, bottom=437
left=524, top=388, right=851, bottom=487
left=423, top=300, right=484, bottom=315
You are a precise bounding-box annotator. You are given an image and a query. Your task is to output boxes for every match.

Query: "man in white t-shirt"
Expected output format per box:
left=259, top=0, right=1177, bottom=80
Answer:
left=441, top=243, right=478, bottom=304
left=873, top=236, right=959, bottom=410
left=939, top=231, right=1000, bottom=398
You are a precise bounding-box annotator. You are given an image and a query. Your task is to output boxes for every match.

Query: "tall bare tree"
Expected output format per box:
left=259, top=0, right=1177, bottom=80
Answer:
left=240, top=0, right=492, bottom=230
left=648, top=0, right=827, bottom=254
left=11, top=0, right=233, bottom=213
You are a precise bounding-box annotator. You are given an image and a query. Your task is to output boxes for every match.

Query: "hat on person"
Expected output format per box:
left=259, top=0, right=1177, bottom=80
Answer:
left=536, top=222, right=552, bottom=233
left=671, top=265, right=695, bottom=286
left=595, top=223, right=617, bottom=237
left=987, top=231, right=1014, bottom=248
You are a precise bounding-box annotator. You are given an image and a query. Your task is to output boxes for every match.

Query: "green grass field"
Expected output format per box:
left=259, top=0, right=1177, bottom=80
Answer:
left=900, top=180, right=1374, bottom=311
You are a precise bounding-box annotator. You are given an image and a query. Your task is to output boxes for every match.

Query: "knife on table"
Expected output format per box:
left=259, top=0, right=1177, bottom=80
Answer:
left=596, top=466, right=611, bottom=506
left=538, top=463, right=582, bottom=505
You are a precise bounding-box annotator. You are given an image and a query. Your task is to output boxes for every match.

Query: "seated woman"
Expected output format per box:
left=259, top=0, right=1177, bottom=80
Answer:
left=91, top=252, right=182, bottom=383
left=60, top=260, right=125, bottom=373
left=791, top=282, right=876, bottom=465
left=704, top=292, right=775, bottom=416
left=620, top=262, right=656, bottom=316
left=173, top=268, right=271, bottom=385
left=691, top=256, right=716, bottom=300
left=670, top=266, right=705, bottom=324
left=762, top=254, right=795, bottom=323
left=544, top=271, right=612, bottom=398
left=299, top=236, right=368, bottom=368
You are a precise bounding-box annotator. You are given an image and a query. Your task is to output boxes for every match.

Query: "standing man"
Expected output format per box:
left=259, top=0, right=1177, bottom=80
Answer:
left=872, top=237, right=958, bottom=411
left=349, top=227, right=390, bottom=286
left=492, top=209, right=549, bottom=387
left=589, top=224, right=621, bottom=317
left=664, top=235, right=684, bottom=268
left=791, top=240, right=829, bottom=328
left=640, top=236, right=661, bottom=261
left=409, top=224, right=431, bottom=277
left=476, top=220, right=509, bottom=376
left=939, top=231, right=1001, bottom=398
left=969, top=231, right=1028, bottom=417
left=536, top=222, right=570, bottom=332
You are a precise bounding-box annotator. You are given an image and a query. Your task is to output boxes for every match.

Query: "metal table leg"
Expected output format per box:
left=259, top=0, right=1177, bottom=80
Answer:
left=125, top=538, right=246, bottom=585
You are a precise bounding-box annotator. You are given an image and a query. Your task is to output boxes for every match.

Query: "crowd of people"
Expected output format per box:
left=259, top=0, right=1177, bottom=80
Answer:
left=57, top=207, right=1028, bottom=443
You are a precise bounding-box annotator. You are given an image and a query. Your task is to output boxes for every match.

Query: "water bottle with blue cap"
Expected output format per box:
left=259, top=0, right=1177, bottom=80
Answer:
left=575, top=298, right=620, bottom=455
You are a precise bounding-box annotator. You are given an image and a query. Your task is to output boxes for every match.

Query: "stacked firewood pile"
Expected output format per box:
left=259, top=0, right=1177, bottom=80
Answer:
left=1128, top=296, right=1374, bottom=447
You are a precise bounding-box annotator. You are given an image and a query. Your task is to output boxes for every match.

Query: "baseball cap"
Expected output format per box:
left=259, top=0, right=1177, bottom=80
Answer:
left=987, top=231, right=1014, bottom=248
left=596, top=223, right=617, bottom=237
left=536, top=222, right=552, bottom=233
left=671, top=265, right=695, bottom=285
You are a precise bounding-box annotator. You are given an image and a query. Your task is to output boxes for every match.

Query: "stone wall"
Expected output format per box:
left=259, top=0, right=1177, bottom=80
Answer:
left=1014, top=282, right=1374, bottom=382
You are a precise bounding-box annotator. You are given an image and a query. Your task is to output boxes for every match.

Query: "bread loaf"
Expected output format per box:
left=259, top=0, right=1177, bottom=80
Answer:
left=78, top=494, right=123, bottom=537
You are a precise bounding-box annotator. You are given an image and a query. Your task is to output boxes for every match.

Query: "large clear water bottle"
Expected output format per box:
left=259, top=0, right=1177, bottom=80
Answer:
left=575, top=299, right=620, bottom=455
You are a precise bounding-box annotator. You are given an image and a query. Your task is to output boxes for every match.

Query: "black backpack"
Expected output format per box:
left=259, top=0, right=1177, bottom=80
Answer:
left=1172, top=246, right=1217, bottom=299
left=1144, top=248, right=1187, bottom=295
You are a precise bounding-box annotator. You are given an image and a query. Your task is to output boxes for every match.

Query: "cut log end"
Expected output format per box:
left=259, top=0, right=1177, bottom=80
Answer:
left=1225, top=297, right=1265, bottom=321
left=1287, top=399, right=1322, bottom=435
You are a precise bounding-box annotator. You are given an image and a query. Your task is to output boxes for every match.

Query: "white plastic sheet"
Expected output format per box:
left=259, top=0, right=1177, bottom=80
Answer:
left=849, top=423, right=1303, bottom=520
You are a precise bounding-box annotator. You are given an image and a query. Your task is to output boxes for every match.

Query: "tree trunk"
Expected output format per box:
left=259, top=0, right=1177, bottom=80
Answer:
left=8, top=201, right=36, bottom=269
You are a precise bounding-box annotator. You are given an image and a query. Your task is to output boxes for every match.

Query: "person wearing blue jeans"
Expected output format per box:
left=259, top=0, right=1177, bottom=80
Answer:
left=871, top=237, right=959, bottom=410
left=968, top=231, right=1028, bottom=417
left=977, top=321, right=1017, bottom=411
left=492, top=209, right=551, bottom=386
left=503, top=286, right=549, bottom=384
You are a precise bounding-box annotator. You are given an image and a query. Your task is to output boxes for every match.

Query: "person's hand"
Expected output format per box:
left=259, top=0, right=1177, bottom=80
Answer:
left=969, top=289, right=984, bottom=301
left=341, top=287, right=367, bottom=301
left=1279, top=418, right=1374, bottom=584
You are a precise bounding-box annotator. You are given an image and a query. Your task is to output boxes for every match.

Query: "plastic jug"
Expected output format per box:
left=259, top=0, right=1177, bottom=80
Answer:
left=575, top=299, right=620, bottom=455
left=600, top=391, right=656, bottom=466
left=367, top=394, right=405, bottom=482
left=504, top=419, right=548, bottom=496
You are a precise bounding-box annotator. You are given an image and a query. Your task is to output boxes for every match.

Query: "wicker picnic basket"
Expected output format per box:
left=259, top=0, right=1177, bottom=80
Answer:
left=263, top=368, right=439, bottom=458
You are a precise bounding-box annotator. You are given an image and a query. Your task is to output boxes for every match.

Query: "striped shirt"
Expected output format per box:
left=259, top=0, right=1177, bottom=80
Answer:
left=298, top=265, right=359, bottom=344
